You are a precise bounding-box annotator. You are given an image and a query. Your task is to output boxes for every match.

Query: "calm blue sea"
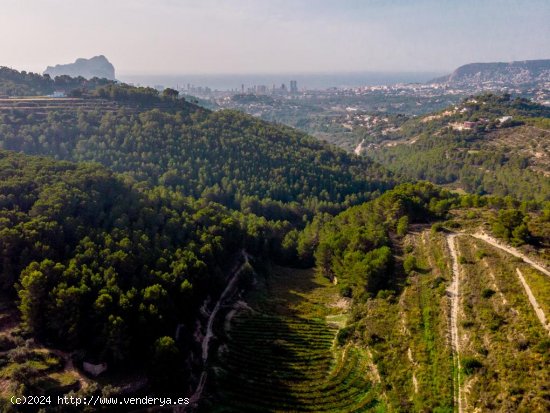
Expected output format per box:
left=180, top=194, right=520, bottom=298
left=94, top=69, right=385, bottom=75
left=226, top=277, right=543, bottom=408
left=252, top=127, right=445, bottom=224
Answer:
left=118, top=72, right=442, bottom=91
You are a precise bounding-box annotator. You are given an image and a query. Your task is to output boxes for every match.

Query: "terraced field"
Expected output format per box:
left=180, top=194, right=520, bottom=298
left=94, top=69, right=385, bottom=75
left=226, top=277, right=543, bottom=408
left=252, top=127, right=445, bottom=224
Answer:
left=358, top=230, right=455, bottom=412
left=210, top=267, right=381, bottom=413
left=0, top=97, right=124, bottom=113
left=454, top=236, right=550, bottom=412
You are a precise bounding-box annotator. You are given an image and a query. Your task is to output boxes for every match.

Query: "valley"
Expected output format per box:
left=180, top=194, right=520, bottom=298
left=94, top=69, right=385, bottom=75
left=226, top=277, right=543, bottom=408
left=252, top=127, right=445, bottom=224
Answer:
left=198, top=222, right=550, bottom=412
left=0, top=65, right=548, bottom=412
left=210, top=266, right=379, bottom=412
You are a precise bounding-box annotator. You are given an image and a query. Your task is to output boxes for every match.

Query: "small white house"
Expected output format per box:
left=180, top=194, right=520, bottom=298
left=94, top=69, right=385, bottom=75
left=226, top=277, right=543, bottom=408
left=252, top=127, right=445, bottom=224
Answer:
left=51, top=91, right=66, bottom=98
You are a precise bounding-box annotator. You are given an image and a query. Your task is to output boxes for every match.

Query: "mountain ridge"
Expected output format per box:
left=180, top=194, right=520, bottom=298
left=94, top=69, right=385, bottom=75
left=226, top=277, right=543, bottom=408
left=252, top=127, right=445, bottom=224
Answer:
left=432, top=59, right=550, bottom=85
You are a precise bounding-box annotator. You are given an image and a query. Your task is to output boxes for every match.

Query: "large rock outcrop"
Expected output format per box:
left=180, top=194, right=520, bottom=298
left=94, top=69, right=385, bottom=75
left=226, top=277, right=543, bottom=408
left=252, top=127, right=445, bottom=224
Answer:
left=44, top=55, right=115, bottom=80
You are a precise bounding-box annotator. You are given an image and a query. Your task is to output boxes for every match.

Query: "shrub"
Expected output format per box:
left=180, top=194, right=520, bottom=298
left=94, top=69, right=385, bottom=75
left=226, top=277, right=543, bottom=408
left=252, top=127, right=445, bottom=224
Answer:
left=376, top=290, right=395, bottom=300
left=446, top=220, right=460, bottom=229
left=431, top=223, right=443, bottom=233
left=481, top=288, right=495, bottom=298
left=340, top=285, right=352, bottom=298
left=431, top=276, right=445, bottom=289
left=478, top=347, right=489, bottom=356
left=462, top=357, right=483, bottom=375
left=8, top=347, right=32, bottom=363
left=11, top=364, right=39, bottom=385
left=535, top=339, right=550, bottom=353
left=396, top=216, right=409, bottom=237
left=0, top=335, right=16, bottom=352
left=488, top=314, right=505, bottom=331
left=515, top=338, right=530, bottom=351
left=336, top=326, right=355, bottom=346
left=403, top=255, right=417, bottom=274
left=475, top=250, right=488, bottom=260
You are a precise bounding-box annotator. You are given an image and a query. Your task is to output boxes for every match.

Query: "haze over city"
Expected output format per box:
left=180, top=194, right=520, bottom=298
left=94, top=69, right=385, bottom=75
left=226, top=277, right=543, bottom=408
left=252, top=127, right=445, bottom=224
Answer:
left=1, top=0, right=549, bottom=75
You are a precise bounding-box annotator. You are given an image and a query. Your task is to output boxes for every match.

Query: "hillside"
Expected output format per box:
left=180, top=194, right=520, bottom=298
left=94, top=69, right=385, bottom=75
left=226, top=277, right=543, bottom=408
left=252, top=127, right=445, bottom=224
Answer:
left=296, top=183, right=550, bottom=412
left=0, top=149, right=295, bottom=409
left=433, top=59, right=550, bottom=86
left=203, top=182, right=550, bottom=411
left=0, top=151, right=548, bottom=412
left=44, top=55, right=116, bottom=81
left=0, top=66, right=115, bottom=97
left=0, top=82, right=394, bottom=221
left=361, top=94, right=550, bottom=201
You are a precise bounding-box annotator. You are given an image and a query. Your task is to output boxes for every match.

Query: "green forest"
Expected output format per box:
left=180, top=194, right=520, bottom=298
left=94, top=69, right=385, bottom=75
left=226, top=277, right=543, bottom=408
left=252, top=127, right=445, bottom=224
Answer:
left=0, top=66, right=114, bottom=96
left=0, top=85, right=393, bottom=222
left=0, top=150, right=288, bottom=360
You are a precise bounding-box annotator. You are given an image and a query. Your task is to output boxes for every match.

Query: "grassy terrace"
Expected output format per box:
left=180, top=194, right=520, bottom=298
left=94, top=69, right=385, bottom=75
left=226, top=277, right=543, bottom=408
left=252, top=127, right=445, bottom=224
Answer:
left=355, top=230, right=454, bottom=412
left=406, top=232, right=455, bottom=412
left=210, top=267, right=381, bottom=413
left=455, top=237, right=550, bottom=412
left=518, top=265, right=550, bottom=318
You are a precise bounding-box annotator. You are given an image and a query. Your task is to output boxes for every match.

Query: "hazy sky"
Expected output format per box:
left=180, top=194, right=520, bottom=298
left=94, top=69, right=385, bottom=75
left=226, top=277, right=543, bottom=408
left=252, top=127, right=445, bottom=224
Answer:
left=1, top=0, right=549, bottom=75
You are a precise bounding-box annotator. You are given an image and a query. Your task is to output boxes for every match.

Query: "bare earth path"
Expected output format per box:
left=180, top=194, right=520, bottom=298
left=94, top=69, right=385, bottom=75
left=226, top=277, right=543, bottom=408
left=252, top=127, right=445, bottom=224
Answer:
left=446, top=234, right=463, bottom=413
left=183, top=250, right=250, bottom=410
left=471, top=232, right=550, bottom=277
left=470, top=232, right=550, bottom=334
left=515, top=268, right=550, bottom=335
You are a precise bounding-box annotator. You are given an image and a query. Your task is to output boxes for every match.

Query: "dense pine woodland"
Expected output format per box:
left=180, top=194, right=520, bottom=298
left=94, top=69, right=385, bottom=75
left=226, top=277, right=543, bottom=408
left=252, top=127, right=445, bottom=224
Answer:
left=0, top=69, right=549, bottom=411
left=0, top=83, right=393, bottom=222
left=0, top=150, right=292, bottom=363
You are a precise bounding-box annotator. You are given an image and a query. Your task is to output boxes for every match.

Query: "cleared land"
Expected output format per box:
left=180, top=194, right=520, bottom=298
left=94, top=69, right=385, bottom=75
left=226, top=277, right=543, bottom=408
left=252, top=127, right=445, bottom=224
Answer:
left=0, top=295, right=85, bottom=404
left=354, top=230, right=454, bottom=412
left=210, top=266, right=381, bottom=412
left=446, top=234, right=463, bottom=413
left=453, top=236, right=550, bottom=412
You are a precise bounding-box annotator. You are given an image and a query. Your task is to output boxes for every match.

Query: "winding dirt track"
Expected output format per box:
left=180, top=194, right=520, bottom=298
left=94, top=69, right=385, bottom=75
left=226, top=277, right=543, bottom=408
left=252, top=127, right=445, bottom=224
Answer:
left=446, top=234, right=463, bottom=413
left=184, top=250, right=250, bottom=410
left=471, top=233, right=550, bottom=277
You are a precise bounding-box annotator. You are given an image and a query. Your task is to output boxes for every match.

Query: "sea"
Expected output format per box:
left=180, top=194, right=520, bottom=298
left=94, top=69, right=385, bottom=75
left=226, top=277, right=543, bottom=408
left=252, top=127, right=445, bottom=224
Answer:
left=117, top=72, right=443, bottom=91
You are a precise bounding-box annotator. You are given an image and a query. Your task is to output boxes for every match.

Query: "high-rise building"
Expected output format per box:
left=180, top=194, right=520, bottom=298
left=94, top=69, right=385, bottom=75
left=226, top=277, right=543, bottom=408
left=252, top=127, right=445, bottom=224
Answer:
left=290, top=80, right=298, bottom=93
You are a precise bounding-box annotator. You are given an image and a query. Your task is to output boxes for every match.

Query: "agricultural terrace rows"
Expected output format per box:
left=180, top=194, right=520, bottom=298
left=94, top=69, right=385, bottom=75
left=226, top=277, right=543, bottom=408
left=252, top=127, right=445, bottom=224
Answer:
left=210, top=267, right=382, bottom=413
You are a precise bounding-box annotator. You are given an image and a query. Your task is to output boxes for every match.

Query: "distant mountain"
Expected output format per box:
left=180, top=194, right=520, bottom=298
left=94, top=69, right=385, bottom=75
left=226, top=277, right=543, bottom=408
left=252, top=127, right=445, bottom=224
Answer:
left=44, top=55, right=115, bottom=80
left=433, top=59, right=550, bottom=86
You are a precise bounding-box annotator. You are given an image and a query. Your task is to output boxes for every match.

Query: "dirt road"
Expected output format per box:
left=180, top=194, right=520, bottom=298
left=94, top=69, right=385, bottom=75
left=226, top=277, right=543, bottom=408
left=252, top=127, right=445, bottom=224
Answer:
left=446, top=234, right=463, bottom=413
left=472, top=233, right=550, bottom=277
left=185, top=251, right=250, bottom=409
